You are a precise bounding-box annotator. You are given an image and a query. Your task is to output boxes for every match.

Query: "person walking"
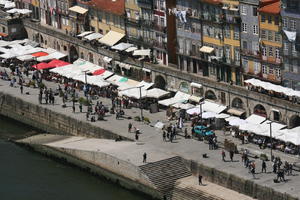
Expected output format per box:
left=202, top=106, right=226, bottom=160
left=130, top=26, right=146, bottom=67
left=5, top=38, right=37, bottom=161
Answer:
left=135, top=132, right=139, bottom=141
left=128, top=122, right=132, bottom=133
left=262, top=160, right=267, bottom=173
left=251, top=164, right=256, bottom=179
left=143, top=152, right=147, bottom=163
left=79, top=103, right=83, bottom=112
left=198, top=174, right=203, bottom=185
left=221, top=150, right=226, bottom=162
left=163, top=131, right=166, bottom=142
left=20, top=84, right=23, bottom=94
left=229, top=150, right=234, bottom=162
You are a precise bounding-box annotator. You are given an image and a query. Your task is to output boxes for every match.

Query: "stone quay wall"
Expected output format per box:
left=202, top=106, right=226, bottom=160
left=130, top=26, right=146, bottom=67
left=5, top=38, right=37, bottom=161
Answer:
left=0, top=92, right=131, bottom=141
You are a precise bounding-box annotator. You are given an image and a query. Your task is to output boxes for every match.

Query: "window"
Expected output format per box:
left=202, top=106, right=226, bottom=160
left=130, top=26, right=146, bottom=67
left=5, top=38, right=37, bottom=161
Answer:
left=254, top=62, right=260, bottom=74
left=242, top=23, right=247, bottom=33
left=105, top=13, right=110, bottom=24
left=234, top=48, right=240, bottom=61
left=284, top=42, right=289, bottom=51
left=275, top=33, right=281, bottom=42
left=275, top=16, right=279, bottom=25
left=242, top=58, right=248, bottom=68
left=269, top=66, right=274, bottom=74
left=243, top=41, right=247, bottom=49
left=253, top=25, right=258, bottom=35
left=283, top=18, right=287, bottom=29
left=225, top=25, right=230, bottom=38
left=2, top=27, right=5, bottom=33
left=261, top=14, right=266, bottom=22
left=262, top=65, right=267, bottom=74
left=234, top=27, right=239, bottom=40
left=253, top=7, right=257, bottom=16
left=275, top=68, right=281, bottom=77
left=290, top=20, right=296, bottom=31
left=269, top=46, right=273, bottom=57
left=268, top=15, right=272, bottom=24
left=241, top=5, right=247, bottom=15
left=275, top=48, right=280, bottom=58
left=261, top=30, right=267, bottom=39
left=268, top=30, right=273, bottom=41
left=262, top=47, right=267, bottom=56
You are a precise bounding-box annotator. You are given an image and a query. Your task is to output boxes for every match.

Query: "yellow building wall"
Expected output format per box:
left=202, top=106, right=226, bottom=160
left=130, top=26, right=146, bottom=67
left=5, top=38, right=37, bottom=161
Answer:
left=259, top=15, right=280, bottom=32
left=261, top=40, right=282, bottom=48
left=97, top=22, right=125, bottom=34
left=203, top=36, right=222, bottom=46
left=248, top=60, right=255, bottom=74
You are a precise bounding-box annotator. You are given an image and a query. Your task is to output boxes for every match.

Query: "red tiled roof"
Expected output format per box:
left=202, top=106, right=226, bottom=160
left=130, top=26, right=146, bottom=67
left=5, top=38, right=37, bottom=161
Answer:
left=259, top=0, right=280, bottom=14
left=78, top=0, right=125, bottom=16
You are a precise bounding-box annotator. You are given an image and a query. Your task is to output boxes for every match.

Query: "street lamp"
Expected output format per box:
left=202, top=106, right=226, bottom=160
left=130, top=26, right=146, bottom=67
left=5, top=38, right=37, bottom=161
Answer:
left=121, top=85, right=145, bottom=120
left=267, top=121, right=274, bottom=159
left=82, top=70, right=88, bottom=101
left=199, top=98, right=205, bottom=125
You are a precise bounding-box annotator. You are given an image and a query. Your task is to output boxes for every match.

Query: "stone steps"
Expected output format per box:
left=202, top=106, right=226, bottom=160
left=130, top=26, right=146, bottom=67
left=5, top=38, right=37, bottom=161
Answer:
left=139, top=156, right=192, bottom=195
left=171, top=184, right=224, bottom=200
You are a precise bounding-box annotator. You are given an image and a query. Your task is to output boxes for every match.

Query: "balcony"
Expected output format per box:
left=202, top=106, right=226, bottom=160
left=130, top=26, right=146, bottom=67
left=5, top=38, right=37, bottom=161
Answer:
left=201, top=13, right=222, bottom=24
left=241, top=49, right=261, bottom=58
left=224, top=14, right=241, bottom=24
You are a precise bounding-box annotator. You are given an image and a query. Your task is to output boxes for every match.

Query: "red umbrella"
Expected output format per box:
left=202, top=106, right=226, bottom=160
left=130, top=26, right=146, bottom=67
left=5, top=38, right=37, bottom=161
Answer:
left=32, top=52, right=49, bottom=57
left=47, top=59, right=70, bottom=68
left=32, top=62, right=50, bottom=70
left=93, top=69, right=105, bottom=75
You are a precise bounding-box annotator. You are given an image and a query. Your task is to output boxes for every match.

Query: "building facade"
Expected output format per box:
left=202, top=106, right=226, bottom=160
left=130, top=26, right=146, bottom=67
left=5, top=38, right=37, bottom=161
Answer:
left=240, top=0, right=261, bottom=81
left=258, top=0, right=282, bottom=83
left=281, top=0, right=300, bottom=90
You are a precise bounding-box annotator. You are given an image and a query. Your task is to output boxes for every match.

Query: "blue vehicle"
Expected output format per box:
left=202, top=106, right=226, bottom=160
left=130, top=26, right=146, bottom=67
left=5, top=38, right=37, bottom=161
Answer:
left=194, top=125, right=214, bottom=137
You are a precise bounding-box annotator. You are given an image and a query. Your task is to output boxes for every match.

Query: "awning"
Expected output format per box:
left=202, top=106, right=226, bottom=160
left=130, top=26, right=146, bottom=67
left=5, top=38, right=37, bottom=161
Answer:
left=133, top=49, right=151, bottom=56
left=216, top=113, right=230, bottom=119
left=146, top=88, right=170, bottom=99
left=125, top=47, right=138, bottom=52
left=245, top=114, right=266, bottom=124
left=37, top=52, right=66, bottom=62
left=17, top=54, right=34, bottom=61
left=84, top=32, right=103, bottom=41
left=191, top=82, right=202, bottom=88
left=47, top=59, right=70, bottom=68
left=77, top=31, right=93, bottom=37
left=0, top=32, right=8, bottom=37
left=32, top=52, right=49, bottom=57
left=199, top=46, right=214, bottom=54
left=172, top=102, right=195, bottom=110
left=103, top=56, right=112, bottom=63
left=142, top=68, right=151, bottom=72
left=7, top=8, right=31, bottom=14
left=98, top=31, right=125, bottom=47
left=227, top=108, right=245, bottom=116
left=283, top=30, right=296, bottom=42
left=32, top=62, right=50, bottom=70
left=188, top=95, right=202, bottom=103
left=69, top=6, right=88, bottom=14
left=4, top=2, right=15, bottom=9
left=111, top=43, right=133, bottom=51
left=137, top=81, right=154, bottom=90
left=186, top=100, right=227, bottom=115
left=229, top=118, right=247, bottom=126
left=158, top=91, right=191, bottom=107
left=202, top=112, right=217, bottom=119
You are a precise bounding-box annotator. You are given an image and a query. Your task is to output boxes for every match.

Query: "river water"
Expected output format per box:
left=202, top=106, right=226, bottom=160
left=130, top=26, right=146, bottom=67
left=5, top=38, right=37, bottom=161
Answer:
left=0, top=116, right=151, bottom=200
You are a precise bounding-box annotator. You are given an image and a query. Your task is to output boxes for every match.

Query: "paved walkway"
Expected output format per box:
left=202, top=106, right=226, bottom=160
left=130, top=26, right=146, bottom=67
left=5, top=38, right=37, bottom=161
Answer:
left=1, top=67, right=300, bottom=198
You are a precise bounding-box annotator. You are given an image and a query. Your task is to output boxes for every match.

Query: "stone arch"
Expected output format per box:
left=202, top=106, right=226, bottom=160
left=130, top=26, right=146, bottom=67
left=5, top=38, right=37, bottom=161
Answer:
left=205, top=90, right=217, bottom=100
left=88, top=52, right=94, bottom=63
left=154, top=75, right=166, bottom=90
left=40, top=35, right=44, bottom=43
left=289, top=115, right=300, bottom=129
left=232, top=97, right=244, bottom=109
left=253, top=104, right=267, bottom=117
left=56, top=42, right=60, bottom=51
left=69, top=45, right=79, bottom=63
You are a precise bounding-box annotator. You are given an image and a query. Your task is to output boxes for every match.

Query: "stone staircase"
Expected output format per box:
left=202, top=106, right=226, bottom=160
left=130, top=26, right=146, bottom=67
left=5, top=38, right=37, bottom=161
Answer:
left=139, top=156, right=192, bottom=197
left=171, top=184, right=224, bottom=200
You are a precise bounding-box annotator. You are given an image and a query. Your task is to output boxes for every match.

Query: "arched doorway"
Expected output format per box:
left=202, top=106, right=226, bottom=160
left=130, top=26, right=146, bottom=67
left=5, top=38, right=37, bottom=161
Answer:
left=69, top=45, right=79, bottom=63
left=205, top=90, right=217, bottom=100
left=232, top=98, right=243, bottom=109
left=88, top=52, right=94, bottom=63
left=289, top=115, right=300, bottom=129
left=253, top=104, right=267, bottom=117
left=56, top=42, right=60, bottom=51
left=154, top=75, right=166, bottom=90
left=40, top=35, right=44, bottom=44
left=35, top=33, right=40, bottom=43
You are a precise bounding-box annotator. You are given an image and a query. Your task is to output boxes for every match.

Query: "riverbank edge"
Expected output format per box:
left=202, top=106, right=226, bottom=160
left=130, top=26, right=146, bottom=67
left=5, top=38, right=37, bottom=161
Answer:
left=15, top=141, right=159, bottom=200
left=0, top=92, right=298, bottom=200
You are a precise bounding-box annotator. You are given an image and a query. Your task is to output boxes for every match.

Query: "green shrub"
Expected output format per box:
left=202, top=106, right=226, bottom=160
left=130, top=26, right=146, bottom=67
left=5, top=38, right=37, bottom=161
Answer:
left=78, top=97, right=90, bottom=106
left=260, top=154, right=268, bottom=161
left=143, top=117, right=150, bottom=124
